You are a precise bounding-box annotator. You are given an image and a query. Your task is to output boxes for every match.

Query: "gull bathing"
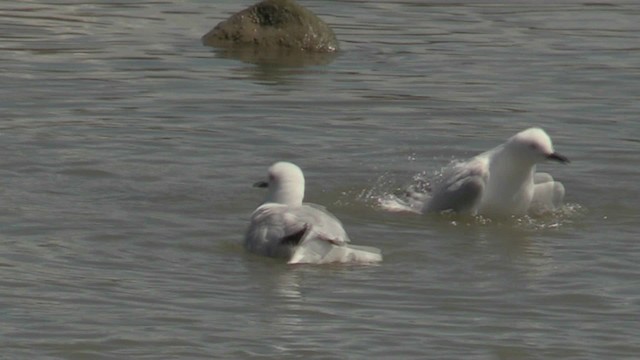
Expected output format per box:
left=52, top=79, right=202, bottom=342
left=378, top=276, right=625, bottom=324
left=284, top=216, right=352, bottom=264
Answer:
left=245, top=161, right=382, bottom=264
left=424, top=127, right=569, bottom=217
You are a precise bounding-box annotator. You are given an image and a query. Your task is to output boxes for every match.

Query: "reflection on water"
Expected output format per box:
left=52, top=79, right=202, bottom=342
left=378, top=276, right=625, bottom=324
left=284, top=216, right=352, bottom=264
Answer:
left=209, top=45, right=339, bottom=67
left=204, top=45, right=339, bottom=85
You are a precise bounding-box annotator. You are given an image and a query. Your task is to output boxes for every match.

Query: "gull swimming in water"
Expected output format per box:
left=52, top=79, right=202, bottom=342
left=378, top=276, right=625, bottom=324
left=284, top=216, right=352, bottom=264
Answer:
left=245, top=161, right=382, bottom=264
left=424, top=127, right=569, bottom=217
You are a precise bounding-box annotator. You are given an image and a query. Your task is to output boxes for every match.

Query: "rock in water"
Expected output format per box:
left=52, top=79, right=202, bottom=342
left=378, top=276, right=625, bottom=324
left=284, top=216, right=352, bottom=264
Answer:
left=202, top=0, right=339, bottom=52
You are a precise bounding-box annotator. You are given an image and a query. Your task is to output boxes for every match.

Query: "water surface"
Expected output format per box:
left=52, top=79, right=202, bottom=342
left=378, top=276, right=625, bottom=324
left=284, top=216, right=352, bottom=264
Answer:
left=1, top=1, right=639, bottom=359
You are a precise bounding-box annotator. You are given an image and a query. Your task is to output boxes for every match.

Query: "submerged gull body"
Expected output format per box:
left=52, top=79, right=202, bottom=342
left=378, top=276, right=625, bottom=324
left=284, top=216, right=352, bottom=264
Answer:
left=424, top=127, right=569, bottom=217
left=245, top=162, right=382, bottom=264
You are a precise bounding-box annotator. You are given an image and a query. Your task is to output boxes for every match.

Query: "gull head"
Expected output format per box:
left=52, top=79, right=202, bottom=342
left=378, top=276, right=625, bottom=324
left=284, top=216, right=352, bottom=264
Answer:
left=506, top=127, right=569, bottom=165
left=254, top=161, right=305, bottom=206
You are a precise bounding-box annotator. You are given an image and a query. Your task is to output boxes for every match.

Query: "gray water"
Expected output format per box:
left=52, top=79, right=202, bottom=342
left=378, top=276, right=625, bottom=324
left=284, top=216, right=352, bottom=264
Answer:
left=2, top=1, right=640, bottom=359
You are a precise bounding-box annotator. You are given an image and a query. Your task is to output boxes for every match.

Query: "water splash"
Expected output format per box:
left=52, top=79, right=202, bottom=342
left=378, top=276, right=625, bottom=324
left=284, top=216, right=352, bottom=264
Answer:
left=359, top=162, right=585, bottom=230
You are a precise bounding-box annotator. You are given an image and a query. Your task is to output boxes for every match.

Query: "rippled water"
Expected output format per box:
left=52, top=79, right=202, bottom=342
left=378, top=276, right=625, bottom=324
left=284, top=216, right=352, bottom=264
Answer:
left=2, top=1, right=639, bottom=359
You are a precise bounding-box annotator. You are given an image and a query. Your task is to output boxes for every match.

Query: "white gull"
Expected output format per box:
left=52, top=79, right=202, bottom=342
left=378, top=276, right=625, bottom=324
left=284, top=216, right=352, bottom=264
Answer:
left=424, top=127, right=569, bottom=217
left=245, top=161, right=382, bottom=264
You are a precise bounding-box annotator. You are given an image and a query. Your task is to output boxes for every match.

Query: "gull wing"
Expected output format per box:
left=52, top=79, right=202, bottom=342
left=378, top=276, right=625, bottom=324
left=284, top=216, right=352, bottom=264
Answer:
left=295, top=203, right=350, bottom=245
left=424, top=158, right=489, bottom=214
left=245, top=204, right=307, bottom=258
left=245, top=203, right=349, bottom=258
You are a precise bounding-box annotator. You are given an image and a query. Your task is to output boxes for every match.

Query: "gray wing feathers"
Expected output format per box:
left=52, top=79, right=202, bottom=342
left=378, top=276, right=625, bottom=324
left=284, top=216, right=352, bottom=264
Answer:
left=425, top=160, right=488, bottom=214
left=245, top=203, right=349, bottom=258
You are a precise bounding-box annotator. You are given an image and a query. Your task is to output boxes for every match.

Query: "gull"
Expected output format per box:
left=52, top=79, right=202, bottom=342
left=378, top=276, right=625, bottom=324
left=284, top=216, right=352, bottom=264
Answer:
left=424, top=127, right=569, bottom=217
left=245, top=161, right=382, bottom=264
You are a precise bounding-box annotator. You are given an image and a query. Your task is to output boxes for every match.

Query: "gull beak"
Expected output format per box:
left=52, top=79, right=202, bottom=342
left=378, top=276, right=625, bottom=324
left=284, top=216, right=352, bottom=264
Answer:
left=253, top=180, right=269, bottom=188
left=547, top=152, right=570, bottom=164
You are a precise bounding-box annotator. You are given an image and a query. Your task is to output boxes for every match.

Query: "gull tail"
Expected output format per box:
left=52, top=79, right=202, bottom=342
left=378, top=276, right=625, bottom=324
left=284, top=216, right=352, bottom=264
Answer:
left=288, top=239, right=382, bottom=265
left=531, top=179, right=565, bottom=213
